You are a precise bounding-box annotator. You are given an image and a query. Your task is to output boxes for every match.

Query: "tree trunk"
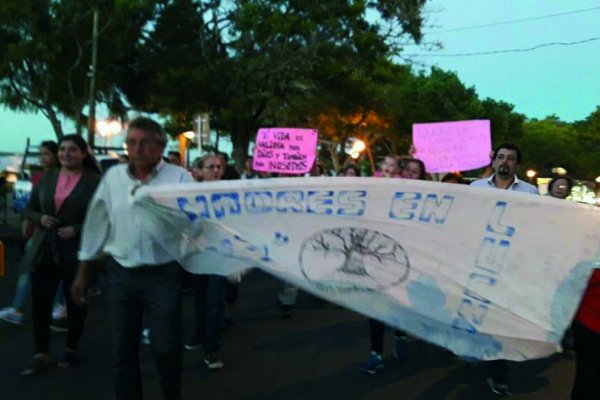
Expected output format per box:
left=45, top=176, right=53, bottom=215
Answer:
left=46, top=107, right=64, bottom=139
left=338, top=251, right=368, bottom=276
left=230, top=128, right=250, bottom=172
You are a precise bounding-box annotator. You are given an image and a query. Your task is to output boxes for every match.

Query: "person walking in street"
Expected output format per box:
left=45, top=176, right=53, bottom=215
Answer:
left=471, top=142, right=539, bottom=395
left=20, top=135, right=101, bottom=376
left=71, top=117, right=193, bottom=400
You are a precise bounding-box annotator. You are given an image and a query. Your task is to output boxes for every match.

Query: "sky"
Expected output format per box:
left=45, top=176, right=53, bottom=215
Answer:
left=1, top=1, right=600, bottom=154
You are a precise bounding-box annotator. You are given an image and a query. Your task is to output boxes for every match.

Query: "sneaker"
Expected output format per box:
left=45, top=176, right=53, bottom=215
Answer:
left=204, top=353, right=224, bottom=370
left=487, top=377, right=511, bottom=396
left=0, top=307, right=24, bottom=325
left=184, top=336, right=202, bottom=351
left=50, top=318, right=68, bottom=333
left=52, top=303, right=67, bottom=320
left=392, top=334, right=408, bottom=360
left=140, top=329, right=151, bottom=345
left=360, top=351, right=385, bottom=375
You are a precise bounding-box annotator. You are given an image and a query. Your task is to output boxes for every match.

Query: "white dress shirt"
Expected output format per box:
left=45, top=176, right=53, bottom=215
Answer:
left=470, top=174, right=540, bottom=195
left=78, top=160, right=194, bottom=267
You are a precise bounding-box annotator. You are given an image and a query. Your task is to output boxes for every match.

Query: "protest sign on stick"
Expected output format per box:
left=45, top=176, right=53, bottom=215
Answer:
left=413, top=120, right=491, bottom=173
left=252, top=128, right=318, bottom=174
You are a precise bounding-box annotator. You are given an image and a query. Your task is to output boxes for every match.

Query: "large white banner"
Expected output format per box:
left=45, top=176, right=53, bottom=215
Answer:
left=132, top=177, right=600, bottom=361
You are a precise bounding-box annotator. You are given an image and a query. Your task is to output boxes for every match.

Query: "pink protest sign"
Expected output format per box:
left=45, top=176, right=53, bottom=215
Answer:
left=252, top=128, right=318, bottom=174
left=412, top=120, right=491, bottom=173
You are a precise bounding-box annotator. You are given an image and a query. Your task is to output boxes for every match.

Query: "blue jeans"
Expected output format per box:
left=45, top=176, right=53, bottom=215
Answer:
left=191, top=274, right=227, bottom=353
left=106, top=258, right=183, bottom=400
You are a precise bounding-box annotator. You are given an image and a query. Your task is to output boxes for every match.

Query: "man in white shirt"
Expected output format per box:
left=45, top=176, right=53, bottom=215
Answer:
left=72, top=117, right=193, bottom=400
left=471, top=143, right=539, bottom=194
left=471, top=143, right=539, bottom=396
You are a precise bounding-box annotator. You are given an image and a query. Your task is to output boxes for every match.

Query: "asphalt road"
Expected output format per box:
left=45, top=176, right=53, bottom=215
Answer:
left=0, top=228, right=577, bottom=400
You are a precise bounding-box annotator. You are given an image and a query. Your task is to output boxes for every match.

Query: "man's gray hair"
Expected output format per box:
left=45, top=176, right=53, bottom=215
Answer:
left=127, top=117, right=168, bottom=147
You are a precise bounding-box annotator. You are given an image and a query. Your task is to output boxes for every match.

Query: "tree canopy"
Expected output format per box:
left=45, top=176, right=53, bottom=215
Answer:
left=1, top=0, right=599, bottom=179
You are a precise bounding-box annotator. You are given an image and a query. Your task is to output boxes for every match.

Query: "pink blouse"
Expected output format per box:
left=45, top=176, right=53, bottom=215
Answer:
left=55, top=171, right=83, bottom=212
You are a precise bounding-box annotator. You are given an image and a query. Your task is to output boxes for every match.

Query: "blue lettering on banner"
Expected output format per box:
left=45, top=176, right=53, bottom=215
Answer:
left=452, top=202, right=515, bottom=334
left=276, top=191, right=304, bottom=213
left=486, top=201, right=515, bottom=236
left=177, top=190, right=367, bottom=220
left=389, top=192, right=421, bottom=220
left=389, top=192, right=453, bottom=224
left=245, top=191, right=273, bottom=214
left=177, top=195, right=211, bottom=221
left=337, top=191, right=366, bottom=216
left=419, top=194, right=454, bottom=224
left=211, top=192, right=241, bottom=219
left=307, top=191, right=334, bottom=215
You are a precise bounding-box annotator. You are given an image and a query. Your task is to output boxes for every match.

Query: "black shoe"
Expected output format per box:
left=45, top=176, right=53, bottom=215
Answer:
left=21, top=353, right=53, bottom=377
left=57, top=349, right=81, bottom=368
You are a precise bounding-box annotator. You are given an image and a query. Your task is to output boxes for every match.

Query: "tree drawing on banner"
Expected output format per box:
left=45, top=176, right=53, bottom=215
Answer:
left=299, top=227, right=410, bottom=290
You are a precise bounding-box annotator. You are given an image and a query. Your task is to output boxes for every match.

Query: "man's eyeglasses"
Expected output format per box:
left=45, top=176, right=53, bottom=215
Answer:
left=203, top=165, right=223, bottom=170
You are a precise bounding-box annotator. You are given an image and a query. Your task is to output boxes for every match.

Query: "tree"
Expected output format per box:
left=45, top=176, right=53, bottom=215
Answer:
left=301, top=227, right=410, bottom=290
left=0, top=0, right=153, bottom=141
left=124, top=0, right=428, bottom=168
left=518, top=117, right=583, bottom=178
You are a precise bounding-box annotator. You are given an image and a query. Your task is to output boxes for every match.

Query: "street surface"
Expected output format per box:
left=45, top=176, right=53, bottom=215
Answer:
left=0, top=217, right=576, bottom=400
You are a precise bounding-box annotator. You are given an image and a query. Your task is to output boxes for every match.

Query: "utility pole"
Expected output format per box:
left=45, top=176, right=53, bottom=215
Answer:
left=87, top=8, right=99, bottom=147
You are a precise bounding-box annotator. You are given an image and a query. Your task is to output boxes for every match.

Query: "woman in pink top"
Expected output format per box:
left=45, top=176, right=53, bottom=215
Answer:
left=20, top=135, right=100, bottom=376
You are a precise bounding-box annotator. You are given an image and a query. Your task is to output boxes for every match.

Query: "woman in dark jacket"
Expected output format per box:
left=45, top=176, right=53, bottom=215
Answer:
left=21, top=135, right=101, bottom=376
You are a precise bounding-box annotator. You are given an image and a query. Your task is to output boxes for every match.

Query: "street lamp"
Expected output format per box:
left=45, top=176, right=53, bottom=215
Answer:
left=96, top=120, right=122, bottom=146
left=181, top=131, right=196, bottom=168
left=347, top=138, right=366, bottom=160
left=526, top=169, right=537, bottom=185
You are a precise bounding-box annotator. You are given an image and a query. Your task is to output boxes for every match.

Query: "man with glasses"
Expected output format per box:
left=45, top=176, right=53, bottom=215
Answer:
left=72, top=117, right=193, bottom=400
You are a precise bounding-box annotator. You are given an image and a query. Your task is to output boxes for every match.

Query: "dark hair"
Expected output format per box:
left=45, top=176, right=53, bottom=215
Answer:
left=168, top=151, right=181, bottom=158
left=40, top=140, right=58, bottom=155
left=216, top=151, right=229, bottom=162
left=402, top=158, right=427, bottom=180
left=127, top=117, right=167, bottom=147
left=492, top=143, right=522, bottom=164
left=441, top=172, right=464, bottom=184
left=548, top=175, right=573, bottom=194
left=339, top=164, right=361, bottom=176
left=39, top=140, right=60, bottom=168
left=58, top=134, right=101, bottom=173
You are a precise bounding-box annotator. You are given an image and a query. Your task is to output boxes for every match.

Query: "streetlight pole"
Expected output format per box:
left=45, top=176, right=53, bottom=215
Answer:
left=87, top=8, right=99, bottom=147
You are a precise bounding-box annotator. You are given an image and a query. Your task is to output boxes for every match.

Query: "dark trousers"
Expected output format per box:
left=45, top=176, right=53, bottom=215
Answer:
left=106, top=258, right=183, bottom=400
left=191, top=274, right=227, bottom=353
left=31, top=261, right=87, bottom=354
left=571, top=321, right=600, bottom=400
left=369, top=318, right=405, bottom=354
